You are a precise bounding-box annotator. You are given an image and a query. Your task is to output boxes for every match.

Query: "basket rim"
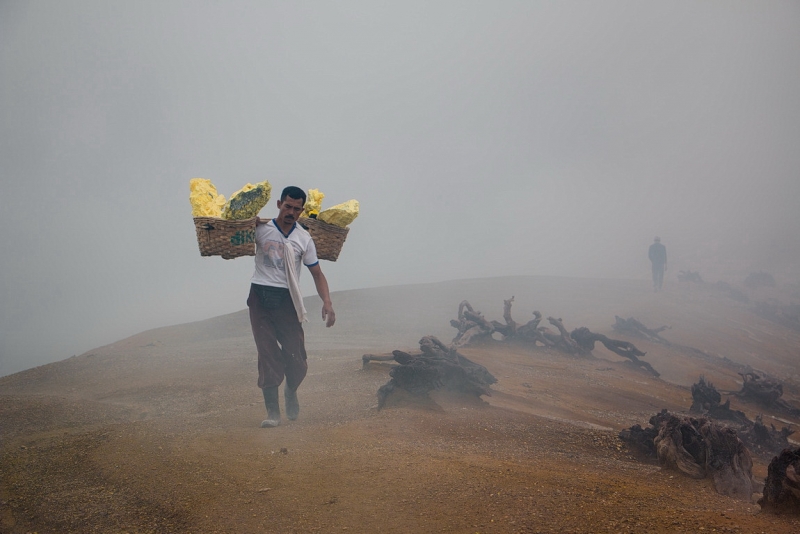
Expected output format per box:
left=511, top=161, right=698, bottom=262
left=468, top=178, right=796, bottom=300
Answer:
left=193, top=215, right=257, bottom=223
left=298, top=216, right=350, bottom=234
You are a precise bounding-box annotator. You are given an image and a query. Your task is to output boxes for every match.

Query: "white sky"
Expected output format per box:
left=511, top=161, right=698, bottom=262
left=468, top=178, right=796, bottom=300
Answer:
left=2, top=1, right=799, bottom=375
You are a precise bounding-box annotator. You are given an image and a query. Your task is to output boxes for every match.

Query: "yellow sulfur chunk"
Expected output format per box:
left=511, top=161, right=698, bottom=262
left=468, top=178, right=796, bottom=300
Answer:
left=189, top=178, right=226, bottom=217
left=221, top=181, right=272, bottom=220
left=304, top=189, right=325, bottom=218
left=318, top=199, right=359, bottom=228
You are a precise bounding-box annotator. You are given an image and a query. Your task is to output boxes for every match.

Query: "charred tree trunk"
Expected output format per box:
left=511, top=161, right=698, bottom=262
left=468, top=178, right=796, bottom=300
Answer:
left=619, top=409, right=672, bottom=458
left=516, top=311, right=554, bottom=347
left=364, top=336, right=497, bottom=409
left=448, top=300, right=662, bottom=378
left=699, top=421, right=757, bottom=501
left=737, top=372, right=784, bottom=406
left=736, top=372, right=800, bottom=417
left=740, top=415, right=796, bottom=459
left=570, top=327, right=658, bottom=377
left=451, top=301, right=494, bottom=347
left=654, top=413, right=756, bottom=500
left=690, top=376, right=722, bottom=412
left=705, top=399, right=751, bottom=426
left=612, top=317, right=754, bottom=376
left=686, top=377, right=795, bottom=459
left=546, top=316, right=584, bottom=355
left=489, top=296, right=518, bottom=338
left=452, top=299, right=555, bottom=348
left=759, top=447, right=800, bottom=514
left=621, top=410, right=757, bottom=501
left=689, top=376, right=750, bottom=424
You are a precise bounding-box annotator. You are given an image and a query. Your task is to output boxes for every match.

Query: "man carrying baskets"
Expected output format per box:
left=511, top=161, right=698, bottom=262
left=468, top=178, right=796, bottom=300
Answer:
left=247, top=186, right=336, bottom=428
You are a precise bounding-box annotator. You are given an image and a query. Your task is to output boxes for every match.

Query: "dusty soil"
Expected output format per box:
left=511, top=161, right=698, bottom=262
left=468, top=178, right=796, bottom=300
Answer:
left=2, top=275, right=800, bottom=533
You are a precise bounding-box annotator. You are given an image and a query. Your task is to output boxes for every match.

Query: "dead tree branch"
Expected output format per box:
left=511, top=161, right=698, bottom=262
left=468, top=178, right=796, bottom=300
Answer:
left=570, top=327, right=658, bottom=377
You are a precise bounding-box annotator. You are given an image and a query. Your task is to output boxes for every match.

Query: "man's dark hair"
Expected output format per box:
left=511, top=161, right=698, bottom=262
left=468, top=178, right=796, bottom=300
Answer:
left=281, top=186, right=306, bottom=204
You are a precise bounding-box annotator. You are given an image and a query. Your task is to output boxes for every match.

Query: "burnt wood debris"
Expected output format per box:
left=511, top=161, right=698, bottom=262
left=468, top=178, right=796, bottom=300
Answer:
left=362, top=295, right=800, bottom=511
left=736, top=372, right=800, bottom=418
left=448, top=298, right=658, bottom=377
left=620, top=374, right=799, bottom=503
left=363, top=335, right=497, bottom=410
left=619, top=409, right=758, bottom=501
left=688, top=376, right=795, bottom=458
left=759, top=447, right=800, bottom=514
left=364, top=297, right=660, bottom=408
left=612, top=315, right=756, bottom=376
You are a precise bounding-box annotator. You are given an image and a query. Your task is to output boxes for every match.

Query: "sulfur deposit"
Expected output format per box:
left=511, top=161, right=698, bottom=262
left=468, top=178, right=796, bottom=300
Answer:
left=189, top=178, right=226, bottom=218
left=318, top=199, right=359, bottom=228
left=304, top=189, right=325, bottom=218
left=221, top=181, right=272, bottom=220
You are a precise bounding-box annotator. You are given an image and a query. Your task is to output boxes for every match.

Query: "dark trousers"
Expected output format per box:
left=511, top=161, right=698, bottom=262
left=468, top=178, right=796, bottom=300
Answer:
left=652, top=263, right=665, bottom=290
left=247, top=284, right=308, bottom=390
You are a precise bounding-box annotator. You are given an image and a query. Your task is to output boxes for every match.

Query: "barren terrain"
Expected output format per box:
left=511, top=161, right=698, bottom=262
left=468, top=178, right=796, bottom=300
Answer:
left=2, top=275, right=800, bottom=533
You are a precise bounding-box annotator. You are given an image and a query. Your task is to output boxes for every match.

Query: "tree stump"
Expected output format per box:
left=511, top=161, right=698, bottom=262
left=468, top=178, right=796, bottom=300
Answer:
left=365, top=336, right=497, bottom=410
left=738, top=372, right=784, bottom=406
left=621, top=410, right=757, bottom=501
left=654, top=413, right=756, bottom=500
left=618, top=409, right=672, bottom=458
left=740, top=415, right=796, bottom=460
left=736, top=372, right=800, bottom=417
left=690, top=376, right=722, bottom=413
left=759, top=447, right=800, bottom=514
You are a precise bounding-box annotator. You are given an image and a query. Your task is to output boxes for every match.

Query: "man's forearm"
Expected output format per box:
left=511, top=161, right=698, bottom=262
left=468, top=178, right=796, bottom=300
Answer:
left=312, top=272, right=332, bottom=304
left=310, top=269, right=336, bottom=327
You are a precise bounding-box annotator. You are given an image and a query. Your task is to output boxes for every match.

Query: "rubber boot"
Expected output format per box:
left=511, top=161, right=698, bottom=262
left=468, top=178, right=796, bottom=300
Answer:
left=260, top=386, right=281, bottom=428
left=285, top=386, right=300, bottom=421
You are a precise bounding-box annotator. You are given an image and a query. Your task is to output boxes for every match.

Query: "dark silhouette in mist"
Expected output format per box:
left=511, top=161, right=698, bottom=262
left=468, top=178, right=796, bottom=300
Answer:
left=649, top=237, right=667, bottom=292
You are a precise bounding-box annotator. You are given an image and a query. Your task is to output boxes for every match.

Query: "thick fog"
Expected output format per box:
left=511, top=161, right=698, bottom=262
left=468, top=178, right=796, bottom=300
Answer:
left=1, top=1, right=799, bottom=376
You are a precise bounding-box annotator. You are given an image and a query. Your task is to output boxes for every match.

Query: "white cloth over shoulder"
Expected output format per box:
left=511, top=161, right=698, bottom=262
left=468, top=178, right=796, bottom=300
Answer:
left=284, top=242, right=307, bottom=323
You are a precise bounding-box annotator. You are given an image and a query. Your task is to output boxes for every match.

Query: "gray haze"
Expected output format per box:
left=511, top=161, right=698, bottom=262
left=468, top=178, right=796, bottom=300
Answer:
left=2, top=1, right=799, bottom=376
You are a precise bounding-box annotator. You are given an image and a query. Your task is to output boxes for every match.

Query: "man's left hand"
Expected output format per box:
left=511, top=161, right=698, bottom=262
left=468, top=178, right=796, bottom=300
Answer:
left=322, top=302, right=336, bottom=328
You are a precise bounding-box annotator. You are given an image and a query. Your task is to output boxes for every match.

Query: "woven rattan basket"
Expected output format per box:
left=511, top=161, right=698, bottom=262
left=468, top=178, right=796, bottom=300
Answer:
left=298, top=217, right=349, bottom=261
left=193, top=217, right=257, bottom=260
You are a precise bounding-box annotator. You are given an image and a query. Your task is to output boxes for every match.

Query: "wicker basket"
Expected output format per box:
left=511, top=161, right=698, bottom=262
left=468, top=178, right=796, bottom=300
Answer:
left=193, top=217, right=257, bottom=260
left=298, top=217, right=349, bottom=261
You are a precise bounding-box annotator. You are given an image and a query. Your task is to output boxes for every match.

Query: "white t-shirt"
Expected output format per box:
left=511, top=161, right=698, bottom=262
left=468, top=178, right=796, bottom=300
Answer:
left=250, top=220, right=319, bottom=288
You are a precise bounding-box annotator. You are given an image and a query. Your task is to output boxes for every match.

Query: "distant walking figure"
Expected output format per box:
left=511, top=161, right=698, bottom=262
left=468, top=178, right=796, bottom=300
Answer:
left=648, top=236, right=667, bottom=292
